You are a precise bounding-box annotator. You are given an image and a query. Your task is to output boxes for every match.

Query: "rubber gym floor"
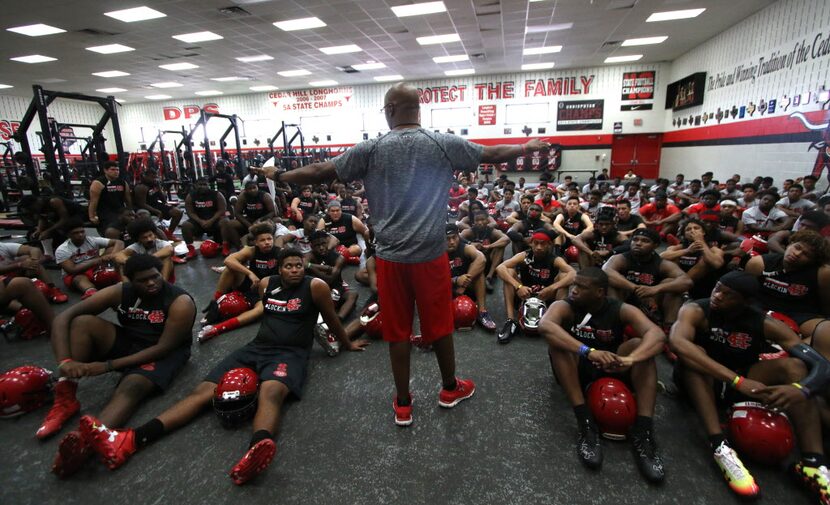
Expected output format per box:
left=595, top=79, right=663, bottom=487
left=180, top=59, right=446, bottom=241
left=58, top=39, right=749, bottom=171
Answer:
left=0, top=239, right=815, bottom=505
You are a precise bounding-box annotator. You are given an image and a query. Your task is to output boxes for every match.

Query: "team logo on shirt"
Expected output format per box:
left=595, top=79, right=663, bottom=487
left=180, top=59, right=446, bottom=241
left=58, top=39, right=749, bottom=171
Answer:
left=626, top=271, right=655, bottom=285
left=528, top=266, right=551, bottom=280
left=710, top=327, right=752, bottom=350
left=274, top=362, right=288, bottom=377
left=572, top=326, right=615, bottom=343
left=762, top=277, right=808, bottom=296
left=449, top=257, right=465, bottom=269
left=140, top=362, right=156, bottom=371
left=195, top=200, right=214, bottom=208
left=148, top=310, right=165, bottom=324
left=328, top=225, right=347, bottom=234
left=255, top=259, right=277, bottom=270
left=265, top=297, right=302, bottom=312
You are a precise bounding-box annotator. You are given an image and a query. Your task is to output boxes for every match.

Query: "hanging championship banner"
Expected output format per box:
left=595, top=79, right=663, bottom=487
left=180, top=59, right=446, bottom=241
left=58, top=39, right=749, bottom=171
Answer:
left=557, top=99, right=604, bottom=131
left=621, top=70, right=655, bottom=111
left=268, top=87, right=354, bottom=112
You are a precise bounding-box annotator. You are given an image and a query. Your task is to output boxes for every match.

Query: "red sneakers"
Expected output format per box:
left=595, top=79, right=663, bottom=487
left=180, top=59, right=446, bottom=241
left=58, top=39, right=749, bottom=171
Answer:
left=36, top=380, right=80, bottom=439
left=52, top=430, right=91, bottom=478
left=222, top=242, right=231, bottom=257
left=229, top=438, right=277, bottom=485
left=164, top=228, right=176, bottom=241
left=81, top=288, right=97, bottom=300
left=393, top=394, right=413, bottom=427
left=171, top=255, right=186, bottom=264
left=48, top=286, right=68, bottom=304
left=438, top=378, right=476, bottom=408
left=79, top=415, right=137, bottom=470
left=186, top=244, right=197, bottom=259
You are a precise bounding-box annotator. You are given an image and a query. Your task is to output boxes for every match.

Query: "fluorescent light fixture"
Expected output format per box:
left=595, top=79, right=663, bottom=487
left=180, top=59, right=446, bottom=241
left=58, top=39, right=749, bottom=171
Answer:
left=250, top=85, right=279, bottom=91
left=352, top=62, right=386, bottom=70
left=150, top=82, right=183, bottom=88
left=309, top=80, right=338, bottom=86
left=0, top=84, right=13, bottom=89
left=417, top=33, right=461, bottom=45
left=115, top=99, right=126, bottom=103
left=104, top=6, right=166, bottom=22
left=444, top=69, right=474, bottom=76
left=646, top=8, right=705, bottom=22
left=10, top=54, right=56, bottom=63
left=433, top=54, right=468, bottom=63
left=523, top=45, right=562, bottom=55
left=622, top=36, right=668, bottom=46
left=159, top=62, right=199, bottom=71
left=319, top=44, right=362, bottom=55
left=391, top=1, right=446, bottom=17
left=525, top=23, right=573, bottom=34
left=195, top=90, right=223, bottom=96
left=604, top=54, right=643, bottom=63
left=92, top=70, right=130, bottom=78
left=145, top=94, right=172, bottom=100
left=278, top=69, right=311, bottom=77
left=172, top=31, right=223, bottom=43
left=211, top=76, right=250, bottom=82
left=373, top=75, right=403, bottom=82
left=86, top=44, right=135, bottom=54
left=273, top=17, right=326, bottom=31
left=237, top=55, right=273, bottom=62
left=522, top=62, right=555, bottom=70
left=7, top=24, right=65, bottom=36
left=96, top=87, right=127, bottom=93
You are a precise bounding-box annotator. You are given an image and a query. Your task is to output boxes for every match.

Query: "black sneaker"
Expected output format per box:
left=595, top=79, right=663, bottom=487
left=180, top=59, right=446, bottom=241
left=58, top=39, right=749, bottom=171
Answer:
left=485, top=277, right=494, bottom=293
left=577, top=419, right=603, bottom=470
left=497, top=319, right=518, bottom=344
left=630, top=429, right=665, bottom=483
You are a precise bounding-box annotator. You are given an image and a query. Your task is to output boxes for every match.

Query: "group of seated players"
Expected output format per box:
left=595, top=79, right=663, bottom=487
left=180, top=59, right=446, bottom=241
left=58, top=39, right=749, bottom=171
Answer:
left=2, top=163, right=830, bottom=503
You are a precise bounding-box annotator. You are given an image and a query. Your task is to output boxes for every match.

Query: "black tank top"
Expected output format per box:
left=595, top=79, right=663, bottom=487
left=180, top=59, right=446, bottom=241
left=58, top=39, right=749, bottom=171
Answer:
left=143, top=182, right=166, bottom=211
left=340, top=197, right=359, bottom=216
left=519, top=251, right=559, bottom=290
left=448, top=240, right=472, bottom=278
left=693, top=298, right=767, bottom=371
left=242, top=191, right=268, bottom=221
left=562, top=212, right=586, bottom=236
left=255, top=275, right=318, bottom=350
left=311, top=249, right=345, bottom=289
left=96, top=176, right=128, bottom=215
left=191, top=189, right=220, bottom=220
left=622, top=251, right=662, bottom=286
left=250, top=247, right=280, bottom=279
left=298, top=196, right=315, bottom=216
left=469, top=227, right=495, bottom=247
left=211, top=172, right=236, bottom=197
left=758, top=253, right=821, bottom=315
left=587, top=230, right=618, bottom=254
left=521, top=216, right=544, bottom=237
left=116, top=282, right=193, bottom=346
left=324, top=213, right=357, bottom=246
left=566, top=297, right=625, bottom=352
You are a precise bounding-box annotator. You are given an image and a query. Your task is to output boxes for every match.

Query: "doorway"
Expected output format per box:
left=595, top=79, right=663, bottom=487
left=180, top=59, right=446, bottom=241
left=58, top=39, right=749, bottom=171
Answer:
left=610, top=133, right=662, bottom=179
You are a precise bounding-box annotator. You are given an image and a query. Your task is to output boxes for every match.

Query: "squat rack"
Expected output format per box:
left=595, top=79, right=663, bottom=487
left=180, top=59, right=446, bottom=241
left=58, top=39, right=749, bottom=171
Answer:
left=182, top=110, right=245, bottom=179
left=268, top=121, right=309, bottom=169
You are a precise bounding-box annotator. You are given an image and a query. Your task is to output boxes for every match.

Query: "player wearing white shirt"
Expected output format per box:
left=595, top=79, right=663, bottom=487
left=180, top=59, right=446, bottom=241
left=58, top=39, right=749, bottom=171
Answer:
left=55, top=218, right=124, bottom=298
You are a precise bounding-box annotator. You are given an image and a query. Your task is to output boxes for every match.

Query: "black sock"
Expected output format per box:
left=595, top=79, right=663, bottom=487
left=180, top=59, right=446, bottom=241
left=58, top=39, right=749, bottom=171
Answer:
left=802, top=452, right=826, bottom=468
left=443, top=378, right=457, bottom=391
left=708, top=433, right=727, bottom=451
left=573, top=404, right=591, bottom=425
left=632, top=415, right=653, bottom=434
left=396, top=395, right=411, bottom=407
left=249, top=430, right=272, bottom=449
left=135, top=418, right=165, bottom=448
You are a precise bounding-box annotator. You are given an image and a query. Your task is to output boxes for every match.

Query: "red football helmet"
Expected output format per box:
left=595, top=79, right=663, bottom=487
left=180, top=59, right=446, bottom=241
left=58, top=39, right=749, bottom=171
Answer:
left=0, top=365, right=52, bottom=418
left=453, top=295, right=477, bottom=331
left=91, top=265, right=120, bottom=288
left=740, top=235, right=768, bottom=256
left=200, top=240, right=220, bottom=258
left=586, top=377, right=637, bottom=440
left=728, top=401, right=794, bottom=465
left=519, top=297, right=547, bottom=334
left=766, top=311, right=801, bottom=335
left=30, top=278, right=51, bottom=298
left=360, top=303, right=383, bottom=338
left=213, top=367, right=259, bottom=427
left=335, top=244, right=360, bottom=266
left=217, top=291, right=251, bottom=320
left=564, top=245, right=580, bottom=264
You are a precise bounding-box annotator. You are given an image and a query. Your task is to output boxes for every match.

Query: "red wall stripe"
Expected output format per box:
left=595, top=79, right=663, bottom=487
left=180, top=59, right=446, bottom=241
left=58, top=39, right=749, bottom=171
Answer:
left=663, top=110, right=828, bottom=144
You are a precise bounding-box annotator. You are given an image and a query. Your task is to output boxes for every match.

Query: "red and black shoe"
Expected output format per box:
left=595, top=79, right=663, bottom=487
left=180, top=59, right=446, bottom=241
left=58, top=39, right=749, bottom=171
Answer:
left=229, top=439, right=277, bottom=485
left=186, top=244, right=197, bottom=260
left=81, top=288, right=97, bottom=300
left=79, top=415, right=137, bottom=470
left=48, top=286, right=69, bottom=304
left=52, top=430, right=91, bottom=478
left=438, top=378, right=476, bottom=408
left=36, top=380, right=80, bottom=440
left=222, top=242, right=231, bottom=257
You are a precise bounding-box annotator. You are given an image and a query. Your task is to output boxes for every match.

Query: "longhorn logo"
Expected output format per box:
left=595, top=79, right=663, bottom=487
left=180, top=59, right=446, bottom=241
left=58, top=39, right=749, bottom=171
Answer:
left=789, top=111, right=830, bottom=182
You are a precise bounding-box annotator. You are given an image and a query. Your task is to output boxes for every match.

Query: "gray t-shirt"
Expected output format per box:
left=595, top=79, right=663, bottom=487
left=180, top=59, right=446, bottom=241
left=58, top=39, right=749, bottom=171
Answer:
left=333, top=128, right=483, bottom=263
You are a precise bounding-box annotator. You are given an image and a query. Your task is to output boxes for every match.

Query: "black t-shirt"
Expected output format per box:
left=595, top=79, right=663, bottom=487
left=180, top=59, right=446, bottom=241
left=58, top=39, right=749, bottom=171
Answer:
left=242, top=191, right=269, bottom=221
left=140, top=182, right=167, bottom=211
left=562, top=212, right=586, bottom=236
left=759, top=253, right=821, bottom=316
left=448, top=240, right=472, bottom=278
left=692, top=298, right=767, bottom=371
left=116, top=282, right=193, bottom=347
left=210, top=172, right=236, bottom=198
left=566, top=297, right=626, bottom=352
left=621, top=251, right=663, bottom=286
left=616, top=214, right=644, bottom=233
left=250, top=247, right=280, bottom=279
left=190, top=189, right=221, bottom=220
left=255, top=275, right=319, bottom=350
left=340, top=197, right=360, bottom=216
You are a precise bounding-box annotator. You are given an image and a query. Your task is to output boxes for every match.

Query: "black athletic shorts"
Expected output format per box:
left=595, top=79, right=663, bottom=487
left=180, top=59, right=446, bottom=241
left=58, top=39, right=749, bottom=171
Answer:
left=672, top=363, right=751, bottom=409
left=104, top=327, right=191, bottom=391
left=188, top=220, right=222, bottom=240
left=204, top=343, right=310, bottom=399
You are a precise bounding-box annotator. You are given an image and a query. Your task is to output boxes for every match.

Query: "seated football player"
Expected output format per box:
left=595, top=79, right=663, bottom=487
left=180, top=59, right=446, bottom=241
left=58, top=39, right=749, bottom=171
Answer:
left=133, top=168, right=183, bottom=241
left=456, top=200, right=497, bottom=231
left=77, top=249, right=369, bottom=485
left=615, top=199, right=646, bottom=239
left=305, top=231, right=358, bottom=320
left=768, top=210, right=830, bottom=254
left=44, top=254, right=196, bottom=478
left=542, top=267, right=666, bottom=482
left=26, top=194, right=85, bottom=247
left=534, top=187, right=562, bottom=221
left=0, top=275, right=54, bottom=339
left=0, top=241, right=67, bottom=303
left=660, top=219, right=725, bottom=300
left=602, top=228, right=692, bottom=330
left=496, top=230, right=576, bottom=344
left=55, top=217, right=125, bottom=299
left=505, top=194, right=534, bottom=225
left=276, top=213, right=322, bottom=255
left=670, top=271, right=830, bottom=502
left=446, top=224, right=495, bottom=331
left=115, top=219, right=175, bottom=282
left=220, top=181, right=277, bottom=254
left=553, top=197, right=594, bottom=251
left=104, top=207, right=138, bottom=246
left=338, top=185, right=364, bottom=221
left=181, top=178, right=228, bottom=259
left=506, top=203, right=555, bottom=253
left=638, top=191, right=680, bottom=242
left=289, top=185, right=318, bottom=227
left=460, top=211, right=510, bottom=291
left=317, top=200, right=369, bottom=260
left=571, top=208, right=626, bottom=269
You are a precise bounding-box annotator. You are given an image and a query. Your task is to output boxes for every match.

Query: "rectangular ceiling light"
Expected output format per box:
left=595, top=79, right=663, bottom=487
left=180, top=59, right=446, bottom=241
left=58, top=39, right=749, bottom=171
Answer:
left=105, top=6, right=166, bottom=22
left=172, top=31, right=223, bottom=43
left=211, top=76, right=250, bottom=81
left=145, top=94, right=172, bottom=100
left=622, top=36, right=668, bottom=46
left=392, top=1, right=446, bottom=17
left=150, top=81, right=183, bottom=88
left=7, top=24, right=66, bottom=36
left=646, top=8, right=705, bottom=22
left=250, top=85, right=279, bottom=91
left=86, top=44, right=135, bottom=54
left=433, top=54, right=468, bottom=63
left=278, top=69, right=311, bottom=77
left=10, top=54, right=57, bottom=63
left=352, top=62, right=386, bottom=70
left=274, top=17, right=326, bottom=31
left=92, top=70, right=130, bottom=78
left=445, top=69, right=474, bottom=76
left=96, top=87, right=127, bottom=93
left=374, top=75, right=403, bottom=82
left=522, top=62, right=555, bottom=70
left=604, top=54, right=643, bottom=63
left=0, top=84, right=14, bottom=89
left=523, top=45, right=562, bottom=55
left=195, top=90, right=223, bottom=96
left=319, top=44, right=362, bottom=55
left=309, top=80, right=338, bottom=86
left=417, top=33, right=461, bottom=45
left=237, top=55, right=273, bottom=62
left=159, top=62, right=199, bottom=71
left=525, top=23, right=573, bottom=34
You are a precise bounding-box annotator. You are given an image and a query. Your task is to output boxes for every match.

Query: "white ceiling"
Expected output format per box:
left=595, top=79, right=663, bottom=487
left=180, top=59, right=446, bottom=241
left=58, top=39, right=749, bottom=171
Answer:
left=0, top=0, right=776, bottom=103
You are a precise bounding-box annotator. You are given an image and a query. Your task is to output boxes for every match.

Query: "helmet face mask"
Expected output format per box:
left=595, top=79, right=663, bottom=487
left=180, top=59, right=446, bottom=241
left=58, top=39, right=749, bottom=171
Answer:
left=519, top=297, right=547, bottom=333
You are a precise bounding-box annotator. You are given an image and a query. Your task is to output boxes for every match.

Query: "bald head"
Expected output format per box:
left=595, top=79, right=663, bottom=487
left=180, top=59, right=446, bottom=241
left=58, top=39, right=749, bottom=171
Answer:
left=384, top=83, right=421, bottom=129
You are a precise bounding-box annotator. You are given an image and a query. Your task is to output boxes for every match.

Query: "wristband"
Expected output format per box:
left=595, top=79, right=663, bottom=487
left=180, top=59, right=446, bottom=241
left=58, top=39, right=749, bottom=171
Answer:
left=517, top=284, right=524, bottom=290
left=792, top=382, right=811, bottom=398
left=578, top=345, right=594, bottom=357
left=106, top=360, right=114, bottom=372
left=58, top=358, right=73, bottom=369
left=731, top=375, right=744, bottom=389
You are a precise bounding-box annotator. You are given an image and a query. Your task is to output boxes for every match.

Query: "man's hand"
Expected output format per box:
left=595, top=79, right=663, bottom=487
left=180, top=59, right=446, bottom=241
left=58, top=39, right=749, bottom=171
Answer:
left=634, top=285, right=659, bottom=299
left=347, top=339, right=370, bottom=352
left=756, top=384, right=807, bottom=410
left=524, top=138, right=551, bottom=152
left=457, top=274, right=472, bottom=288
left=248, top=273, right=261, bottom=285
left=587, top=350, right=621, bottom=368
left=59, top=361, right=87, bottom=378
left=516, top=285, right=532, bottom=299
left=736, top=378, right=767, bottom=399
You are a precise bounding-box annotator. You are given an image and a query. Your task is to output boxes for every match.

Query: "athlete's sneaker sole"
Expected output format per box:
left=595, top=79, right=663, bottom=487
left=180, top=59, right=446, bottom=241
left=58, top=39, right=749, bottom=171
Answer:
left=229, top=439, right=277, bottom=485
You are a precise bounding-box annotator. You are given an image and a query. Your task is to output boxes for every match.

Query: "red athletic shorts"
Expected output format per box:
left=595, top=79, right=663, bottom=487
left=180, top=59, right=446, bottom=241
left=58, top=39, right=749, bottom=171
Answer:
left=375, top=253, right=454, bottom=344
left=63, top=268, right=95, bottom=289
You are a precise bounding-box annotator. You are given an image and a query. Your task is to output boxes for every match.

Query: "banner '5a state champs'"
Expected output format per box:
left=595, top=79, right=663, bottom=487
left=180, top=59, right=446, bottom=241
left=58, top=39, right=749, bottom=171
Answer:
left=268, top=88, right=354, bottom=112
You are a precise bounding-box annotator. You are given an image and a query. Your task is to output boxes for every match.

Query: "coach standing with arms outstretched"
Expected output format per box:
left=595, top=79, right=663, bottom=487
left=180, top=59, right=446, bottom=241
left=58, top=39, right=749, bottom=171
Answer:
left=258, top=83, right=550, bottom=426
